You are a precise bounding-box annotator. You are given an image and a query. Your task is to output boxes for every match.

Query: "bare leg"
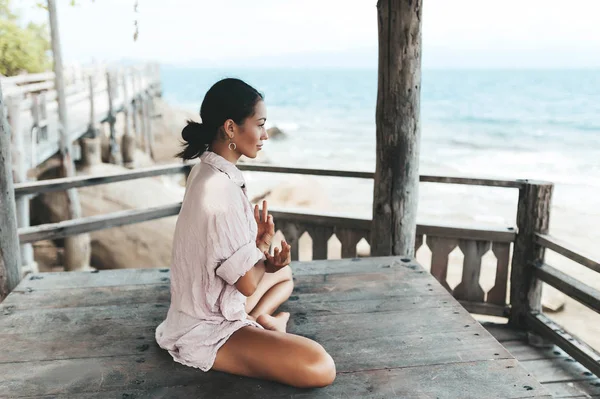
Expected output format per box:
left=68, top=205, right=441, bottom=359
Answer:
left=245, top=266, right=293, bottom=332
left=213, top=326, right=336, bottom=388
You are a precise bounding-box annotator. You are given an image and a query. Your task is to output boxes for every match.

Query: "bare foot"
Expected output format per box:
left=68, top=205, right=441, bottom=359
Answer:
left=256, top=312, right=290, bottom=333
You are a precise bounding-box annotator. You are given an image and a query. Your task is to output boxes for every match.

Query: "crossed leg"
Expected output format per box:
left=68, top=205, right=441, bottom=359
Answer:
left=245, top=265, right=294, bottom=332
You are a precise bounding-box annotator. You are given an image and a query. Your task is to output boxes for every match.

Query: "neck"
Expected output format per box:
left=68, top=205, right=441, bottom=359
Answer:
left=210, top=141, right=241, bottom=164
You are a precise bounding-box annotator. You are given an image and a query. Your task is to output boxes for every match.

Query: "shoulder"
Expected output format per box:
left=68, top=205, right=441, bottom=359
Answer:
left=187, top=163, right=245, bottom=213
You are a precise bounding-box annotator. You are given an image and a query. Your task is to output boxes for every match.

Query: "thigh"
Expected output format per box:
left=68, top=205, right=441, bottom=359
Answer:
left=245, top=266, right=292, bottom=313
left=213, top=326, right=335, bottom=388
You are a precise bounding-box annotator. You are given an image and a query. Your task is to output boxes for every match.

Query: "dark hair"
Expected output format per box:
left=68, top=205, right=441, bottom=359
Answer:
left=177, top=78, right=264, bottom=160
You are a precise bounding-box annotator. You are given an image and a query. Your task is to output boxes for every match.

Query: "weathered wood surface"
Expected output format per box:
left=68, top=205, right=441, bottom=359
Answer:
left=533, top=262, right=600, bottom=314
left=484, top=321, right=600, bottom=398
left=371, top=0, right=422, bottom=257
left=7, top=68, right=157, bottom=169
left=0, top=81, right=22, bottom=298
left=510, top=181, right=554, bottom=328
left=537, top=233, right=600, bottom=274
left=0, top=257, right=550, bottom=398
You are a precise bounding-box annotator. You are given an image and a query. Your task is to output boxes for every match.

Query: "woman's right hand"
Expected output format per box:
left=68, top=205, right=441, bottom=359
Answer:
left=264, top=240, right=291, bottom=273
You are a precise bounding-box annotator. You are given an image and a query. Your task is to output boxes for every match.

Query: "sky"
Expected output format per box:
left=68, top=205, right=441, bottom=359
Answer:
left=19, top=0, right=600, bottom=69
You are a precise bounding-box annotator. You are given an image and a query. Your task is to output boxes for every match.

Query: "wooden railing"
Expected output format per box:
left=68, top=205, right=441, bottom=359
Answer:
left=525, top=235, right=600, bottom=377
left=4, top=63, right=161, bottom=168
left=13, top=163, right=523, bottom=318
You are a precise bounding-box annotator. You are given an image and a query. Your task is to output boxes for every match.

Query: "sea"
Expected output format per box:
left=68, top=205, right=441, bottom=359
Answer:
left=160, top=67, right=600, bottom=256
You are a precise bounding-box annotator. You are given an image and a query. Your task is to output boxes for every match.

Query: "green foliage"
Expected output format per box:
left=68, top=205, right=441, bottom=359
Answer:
left=0, top=0, right=51, bottom=76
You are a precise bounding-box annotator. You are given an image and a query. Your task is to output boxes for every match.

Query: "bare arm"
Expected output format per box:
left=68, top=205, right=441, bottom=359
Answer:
left=235, top=240, right=292, bottom=296
left=235, top=259, right=266, bottom=297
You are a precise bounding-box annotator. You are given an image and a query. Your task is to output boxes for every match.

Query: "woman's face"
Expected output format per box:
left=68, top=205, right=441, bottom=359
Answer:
left=234, top=100, right=269, bottom=159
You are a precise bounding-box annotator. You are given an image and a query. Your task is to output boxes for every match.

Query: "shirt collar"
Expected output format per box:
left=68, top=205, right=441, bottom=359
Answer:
left=200, top=151, right=246, bottom=188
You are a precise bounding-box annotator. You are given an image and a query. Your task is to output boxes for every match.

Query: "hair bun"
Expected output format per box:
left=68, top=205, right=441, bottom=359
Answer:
left=181, top=120, right=206, bottom=144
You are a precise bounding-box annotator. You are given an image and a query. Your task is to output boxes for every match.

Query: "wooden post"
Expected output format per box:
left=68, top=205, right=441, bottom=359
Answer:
left=80, top=75, right=101, bottom=168
left=6, top=97, right=36, bottom=275
left=136, top=71, right=152, bottom=156
left=510, top=181, right=554, bottom=329
left=87, top=75, right=99, bottom=138
left=142, top=92, right=155, bottom=160
left=106, top=71, right=122, bottom=164
left=48, top=0, right=91, bottom=271
left=121, top=70, right=136, bottom=165
left=0, top=83, right=22, bottom=300
left=371, top=0, right=422, bottom=257
left=39, top=92, right=48, bottom=142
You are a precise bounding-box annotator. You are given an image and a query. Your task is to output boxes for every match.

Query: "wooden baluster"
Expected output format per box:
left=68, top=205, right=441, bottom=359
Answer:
left=427, top=236, right=458, bottom=292
left=487, top=242, right=511, bottom=306
left=453, top=240, right=490, bottom=303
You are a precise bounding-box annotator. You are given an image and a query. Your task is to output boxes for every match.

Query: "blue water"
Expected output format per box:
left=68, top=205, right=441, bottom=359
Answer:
left=161, top=67, right=599, bottom=174
left=160, top=67, right=600, bottom=241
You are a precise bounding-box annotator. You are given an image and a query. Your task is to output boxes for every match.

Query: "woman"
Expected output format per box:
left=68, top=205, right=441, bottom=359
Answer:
left=155, top=78, right=336, bottom=388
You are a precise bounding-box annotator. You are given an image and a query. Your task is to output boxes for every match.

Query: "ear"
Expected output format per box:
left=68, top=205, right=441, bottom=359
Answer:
left=223, top=119, right=236, bottom=139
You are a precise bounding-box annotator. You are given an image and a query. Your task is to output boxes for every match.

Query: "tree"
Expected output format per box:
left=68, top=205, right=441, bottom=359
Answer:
left=0, top=0, right=51, bottom=76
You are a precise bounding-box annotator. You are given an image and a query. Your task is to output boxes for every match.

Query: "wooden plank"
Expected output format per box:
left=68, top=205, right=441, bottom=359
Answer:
left=12, top=268, right=170, bottom=291
left=0, top=358, right=549, bottom=398
left=292, top=256, right=421, bottom=277
left=428, top=236, right=457, bottom=291
left=487, top=242, right=511, bottom=306
left=526, top=312, right=600, bottom=379
left=537, top=233, right=600, bottom=274
left=1, top=283, right=170, bottom=310
left=460, top=301, right=509, bottom=317
left=1, top=71, right=55, bottom=85
left=14, top=163, right=190, bottom=197
left=482, top=322, right=528, bottom=343
left=454, top=240, right=489, bottom=303
left=18, top=203, right=181, bottom=244
left=511, top=181, right=553, bottom=328
left=502, top=340, right=568, bottom=361
left=0, top=80, right=22, bottom=297
left=418, top=223, right=516, bottom=243
left=420, top=174, right=525, bottom=188
left=543, top=380, right=600, bottom=398
left=237, top=163, right=524, bottom=188
left=519, top=358, right=597, bottom=384
left=533, top=262, right=600, bottom=314
left=238, top=163, right=373, bottom=179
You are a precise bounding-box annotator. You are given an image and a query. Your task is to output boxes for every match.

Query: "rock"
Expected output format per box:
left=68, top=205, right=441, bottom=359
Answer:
left=267, top=126, right=286, bottom=139
left=31, top=162, right=183, bottom=270
left=542, top=286, right=566, bottom=312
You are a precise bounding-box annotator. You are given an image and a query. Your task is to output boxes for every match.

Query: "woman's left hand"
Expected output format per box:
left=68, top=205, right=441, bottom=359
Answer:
left=255, top=200, right=275, bottom=253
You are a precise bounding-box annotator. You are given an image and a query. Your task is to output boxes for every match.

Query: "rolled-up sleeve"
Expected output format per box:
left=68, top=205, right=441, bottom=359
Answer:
left=210, top=201, right=264, bottom=286
left=216, top=241, right=264, bottom=285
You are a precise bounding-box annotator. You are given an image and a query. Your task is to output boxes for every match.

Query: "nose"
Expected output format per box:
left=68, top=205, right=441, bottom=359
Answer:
left=261, top=129, right=269, bottom=141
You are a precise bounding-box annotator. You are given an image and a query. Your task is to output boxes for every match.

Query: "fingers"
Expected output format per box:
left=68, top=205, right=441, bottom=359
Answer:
left=262, top=200, right=268, bottom=223
left=267, top=215, right=274, bottom=233
left=254, top=204, right=259, bottom=223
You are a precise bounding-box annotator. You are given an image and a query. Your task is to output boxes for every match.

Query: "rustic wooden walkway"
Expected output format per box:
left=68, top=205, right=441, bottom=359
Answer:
left=484, top=323, right=600, bottom=398
left=0, top=257, right=551, bottom=398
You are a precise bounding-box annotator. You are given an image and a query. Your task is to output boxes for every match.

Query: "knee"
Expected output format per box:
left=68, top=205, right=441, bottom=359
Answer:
left=280, top=265, right=293, bottom=282
left=297, top=347, right=336, bottom=388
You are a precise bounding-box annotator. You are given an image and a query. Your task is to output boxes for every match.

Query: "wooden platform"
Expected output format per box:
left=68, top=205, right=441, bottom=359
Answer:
left=0, top=257, right=551, bottom=398
left=484, top=323, right=600, bottom=398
